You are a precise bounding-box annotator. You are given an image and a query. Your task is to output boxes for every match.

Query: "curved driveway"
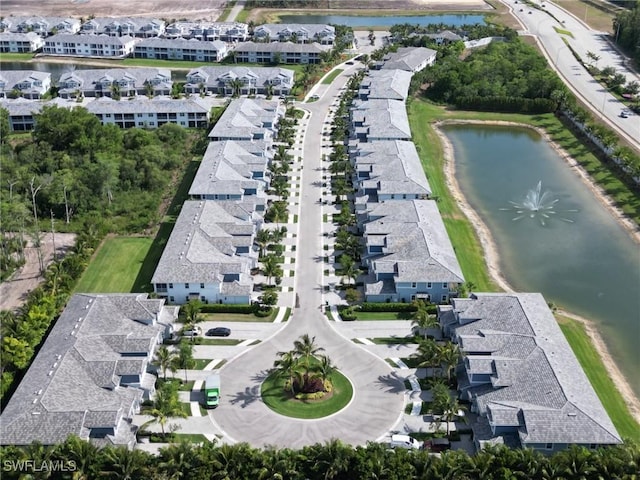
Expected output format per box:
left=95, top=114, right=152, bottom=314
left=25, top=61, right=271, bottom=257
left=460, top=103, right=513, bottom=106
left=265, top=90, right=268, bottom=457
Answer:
left=211, top=66, right=406, bottom=448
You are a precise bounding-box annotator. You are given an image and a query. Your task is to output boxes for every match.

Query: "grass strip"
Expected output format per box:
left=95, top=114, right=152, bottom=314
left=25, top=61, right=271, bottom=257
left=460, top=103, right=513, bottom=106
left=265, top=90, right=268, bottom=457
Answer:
left=74, top=237, right=153, bottom=293
left=557, top=315, right=640, bottom=442
left=322, top=69, right=344, bottom=85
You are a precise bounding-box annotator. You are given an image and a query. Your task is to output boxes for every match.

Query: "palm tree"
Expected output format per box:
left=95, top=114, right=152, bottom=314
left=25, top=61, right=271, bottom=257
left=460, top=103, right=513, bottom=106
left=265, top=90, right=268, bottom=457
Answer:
left=266, top=201, right=288, bottom=226
left=273, top=350, right=301, bottom=395
left=293, top=334, right=324, bottom=379
left=262, top=254, right=282, bottom=286
left=184, top=299, right=203, bottom=326
left=229, top=78, right=243, bottom=97
left=439, top=396, right=466, bottom=436
left=100, top=446, right=149, bottom=479
left=148, top=381, right=187, bottom=438
left=411, top=300, right=439, bottom=339
left=439, top=343, right=462, bottom=382
left=410, top=337, right=441, bottom=369
left=255, top=229, right=273, bottom=258
left=259, top=289, right=278, bottom=308
left=155, top=345, right=174, bottom=380
left=56, top=434, right=99, bottom=480
left=316, top=355, right=337, bottom=386
left=172, top=341, right=194, bottom=383
left=158, top=441, right=197, bottom=479
left=339, top=254, right=360, bottom=285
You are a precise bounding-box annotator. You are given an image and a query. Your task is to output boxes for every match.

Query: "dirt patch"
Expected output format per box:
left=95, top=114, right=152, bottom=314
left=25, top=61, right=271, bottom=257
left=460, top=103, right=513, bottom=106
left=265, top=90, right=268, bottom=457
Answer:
left=0, top=232, right=76, bottom=312
left=0, top=0, right=226, bottom=20
left=435, top=119, right=640, bottom=423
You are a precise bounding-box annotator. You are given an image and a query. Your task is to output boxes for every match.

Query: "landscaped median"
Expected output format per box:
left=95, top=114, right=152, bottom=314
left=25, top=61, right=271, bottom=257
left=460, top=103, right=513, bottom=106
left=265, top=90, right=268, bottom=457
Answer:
left=260, top=335, right=354, bottom=419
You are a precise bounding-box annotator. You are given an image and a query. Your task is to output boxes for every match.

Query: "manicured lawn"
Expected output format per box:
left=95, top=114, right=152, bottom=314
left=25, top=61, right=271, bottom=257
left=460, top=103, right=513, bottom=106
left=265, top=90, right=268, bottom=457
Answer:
left=120, top=58, right=204, bottom=69
left=192, top=359, right=213, bottom=370
left=322, top=69, right=343, bottom=85
left=557, top=315, right=640, bottom=442
left=0, top=53, right=35, bottom=61
left=261, top=369, right=353, bottom=419
left=352, top=311, right=414, bottom=320
left=74, top=237, right=153, bottom=293
left=554, top=0, right=615, bottom=33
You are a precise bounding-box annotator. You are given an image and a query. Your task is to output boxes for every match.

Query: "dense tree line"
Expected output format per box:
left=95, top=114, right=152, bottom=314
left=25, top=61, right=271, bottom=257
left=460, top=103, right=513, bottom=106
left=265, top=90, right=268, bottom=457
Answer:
left=0, top=437, right=638, bottom=479
left=415, top=40, right=564, bottom=110
left=613, top=1, right=640, bottom=66
left=0, top=219, right=106, bottom=403
left=389, top=23, right=519, bottom=43
left=0, top=106, right=192, bottom=236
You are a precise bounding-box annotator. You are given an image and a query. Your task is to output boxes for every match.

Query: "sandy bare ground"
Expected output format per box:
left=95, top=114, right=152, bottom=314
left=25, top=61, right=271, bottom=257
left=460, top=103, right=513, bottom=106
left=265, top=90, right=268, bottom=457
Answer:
left=0, top=232, right=76, bottom=312
left=0, top=0, right=226, bottom=20
left=435, top=120, right=640, bottom=423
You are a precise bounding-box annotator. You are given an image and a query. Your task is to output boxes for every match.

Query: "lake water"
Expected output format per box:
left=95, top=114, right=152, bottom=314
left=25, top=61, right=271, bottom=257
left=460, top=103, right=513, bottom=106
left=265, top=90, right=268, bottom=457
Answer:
left=443, top=124, right=640, bottom=397
left=279, top=14, right=486, bottom=28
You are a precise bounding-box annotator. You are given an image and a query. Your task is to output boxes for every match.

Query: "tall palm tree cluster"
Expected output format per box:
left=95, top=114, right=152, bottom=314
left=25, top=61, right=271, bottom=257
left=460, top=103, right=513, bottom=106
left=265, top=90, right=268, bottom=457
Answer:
left=2, top=436, right=637, bottom=479
left=272, top=335, right=337, bottom=397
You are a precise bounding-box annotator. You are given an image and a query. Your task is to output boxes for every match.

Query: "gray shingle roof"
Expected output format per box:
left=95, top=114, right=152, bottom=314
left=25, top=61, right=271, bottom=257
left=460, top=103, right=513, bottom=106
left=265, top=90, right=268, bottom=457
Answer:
left=151, top=200, right=257, bottom=286
left=234, top=41, right=327, bottom=54
left=209, top=98, right=282, bottom=140
left=44, top=33, right=136, bottom=46
left=136, top=37, right=226, bottom=51
left=186, top=66, right=294, bottom=90
left=84, top=96, right=209, bottom=115
left=351, top=99, right=411, bottom=140
left=0, top=294, right=177, bottom=446
left=381, top=47, right=436, bottom=72
left=253, top=23, right=335, bottom=40
left=189, top=140, right=269, bottom=197
left=364, top=200, right=464, bottom=283
left=0, top=31, right=42, bottom=43
left=358, top=69, right=412, bottom=101
left=447, top=292, right=622, bottom=446
left=57, top=67, right=171, bottom=93
left=354, top=140, right=431, bottom=197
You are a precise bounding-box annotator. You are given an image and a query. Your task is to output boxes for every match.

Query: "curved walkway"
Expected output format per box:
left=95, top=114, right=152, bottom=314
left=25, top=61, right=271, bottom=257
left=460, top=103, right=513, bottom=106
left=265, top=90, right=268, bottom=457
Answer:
left=210, top=66, right=406, bottom=448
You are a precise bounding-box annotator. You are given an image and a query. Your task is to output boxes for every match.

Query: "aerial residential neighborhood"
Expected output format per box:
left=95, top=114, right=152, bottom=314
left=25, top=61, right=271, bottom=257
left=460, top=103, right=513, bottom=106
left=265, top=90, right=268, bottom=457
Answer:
left=0, top=0, right=639, bottom=476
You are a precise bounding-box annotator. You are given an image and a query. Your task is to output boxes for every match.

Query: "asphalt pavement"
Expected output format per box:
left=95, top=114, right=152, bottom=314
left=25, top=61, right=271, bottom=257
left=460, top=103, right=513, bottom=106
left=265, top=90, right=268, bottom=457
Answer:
left=504, top=0, right=639, bottom=150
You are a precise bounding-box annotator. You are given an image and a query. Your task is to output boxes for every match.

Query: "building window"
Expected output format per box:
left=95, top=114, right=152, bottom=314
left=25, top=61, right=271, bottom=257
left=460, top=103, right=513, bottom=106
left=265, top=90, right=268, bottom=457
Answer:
left=589, top=444, right=597, bottom=450
left=441, top=295, right=447, bottom=302
left=411, top=295, right=416, bottom=301
left=200, top=283, right=205, bottom=289
left=545, top=443, right=553, bottom=450
left=185, top=283, right=189, bottom=289
left=169, top=283, right=173, bottom=289
left=411, top=282, right=416, bottom=288
left=427, top=282, right=432, bottom=288
left=442, top=282, right=448, bottom=289
left=169, top=296, right=174, bottom=302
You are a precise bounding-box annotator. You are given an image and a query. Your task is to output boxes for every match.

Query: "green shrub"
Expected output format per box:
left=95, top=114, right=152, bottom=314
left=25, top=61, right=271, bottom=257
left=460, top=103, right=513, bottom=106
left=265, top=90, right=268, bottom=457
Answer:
left=200, top=304, right=255, bottom=314
left=254, top=307, right=273, bottom=318
left=360, top=302, right=418, bottom=312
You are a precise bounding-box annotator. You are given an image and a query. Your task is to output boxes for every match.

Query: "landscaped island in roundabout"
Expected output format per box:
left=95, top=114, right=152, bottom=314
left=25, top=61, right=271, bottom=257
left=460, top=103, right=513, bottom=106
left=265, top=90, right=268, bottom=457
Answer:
left=261, top=335, right=354, bottom=419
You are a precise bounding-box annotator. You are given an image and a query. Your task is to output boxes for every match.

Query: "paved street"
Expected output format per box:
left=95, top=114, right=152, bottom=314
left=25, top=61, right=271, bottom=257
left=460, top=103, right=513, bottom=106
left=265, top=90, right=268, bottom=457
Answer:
left=504, top=0, right=639, bottom=150
left=208, top=65, right=406, bottom=448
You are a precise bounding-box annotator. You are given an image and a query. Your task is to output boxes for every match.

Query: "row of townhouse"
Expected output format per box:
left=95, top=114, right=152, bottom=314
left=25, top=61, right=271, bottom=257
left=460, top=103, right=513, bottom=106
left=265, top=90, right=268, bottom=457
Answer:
left=359, top=46, right=621, bottom=453
left=151, top=98, right=284, bottom=305
left=1, top=32, right=328, bottom=64
left=0, top=16, right=333, bottom=45
left=439, top=292, right=622, bottom=452
left=253, top=24, right=335, bottom=45
left=0, top=96, right=211, bottom=131
left=2, top=66, right=295, bottom=100
left=0, top=293, right=179, bottom=448
left=0, top=16, right=81, bottom=36
left=348, top=53, right=464, bottom=304
left=0, top=70, right=51, bottom=99
left=184, top=66, right=294, bottom=97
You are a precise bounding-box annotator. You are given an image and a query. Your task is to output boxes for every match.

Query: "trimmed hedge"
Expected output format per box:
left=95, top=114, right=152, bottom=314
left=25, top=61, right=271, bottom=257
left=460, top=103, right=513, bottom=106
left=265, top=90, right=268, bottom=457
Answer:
left=360, top=302, right=418, bottom=312
left=200, top=304, right=255, bottom=314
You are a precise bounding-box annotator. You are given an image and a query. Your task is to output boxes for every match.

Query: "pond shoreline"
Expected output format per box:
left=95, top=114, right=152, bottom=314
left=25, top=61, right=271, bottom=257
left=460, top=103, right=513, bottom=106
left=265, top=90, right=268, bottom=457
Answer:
left=434, top=119, right=640, bottom=424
